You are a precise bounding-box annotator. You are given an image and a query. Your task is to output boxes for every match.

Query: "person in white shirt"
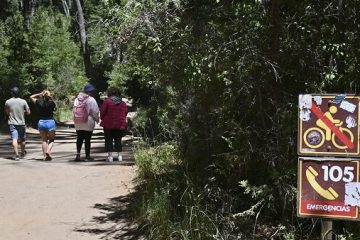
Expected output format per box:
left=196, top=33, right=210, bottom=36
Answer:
left=4, top=86, right=31, bottom=160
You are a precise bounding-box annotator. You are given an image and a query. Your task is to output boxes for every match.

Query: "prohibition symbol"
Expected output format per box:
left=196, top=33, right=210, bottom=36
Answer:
left=306, top=102, right=354, bottom=149
left=298, top=94, right=359, bottom=156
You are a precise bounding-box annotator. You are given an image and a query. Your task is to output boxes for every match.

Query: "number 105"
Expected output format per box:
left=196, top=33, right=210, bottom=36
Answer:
left=321, top=166, right=355, bottom=183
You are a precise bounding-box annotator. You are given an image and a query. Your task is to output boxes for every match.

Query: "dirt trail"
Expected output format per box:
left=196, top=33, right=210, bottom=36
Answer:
left=0, top=126, right=139, bottom=240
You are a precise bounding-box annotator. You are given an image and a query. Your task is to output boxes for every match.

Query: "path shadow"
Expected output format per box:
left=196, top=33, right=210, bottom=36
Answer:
left=0, top=126, right=136, bottom=165
left=0, top=124, right=143, bottom=239
left=75, top=189, right=146, bottom=240
left=0, top=134, right=39, bottom=159
left=54, top=138, right=135, bottom=165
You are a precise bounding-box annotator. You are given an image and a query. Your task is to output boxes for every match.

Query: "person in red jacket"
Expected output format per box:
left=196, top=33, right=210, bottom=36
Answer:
left=100, top=87, right=128, bottom=162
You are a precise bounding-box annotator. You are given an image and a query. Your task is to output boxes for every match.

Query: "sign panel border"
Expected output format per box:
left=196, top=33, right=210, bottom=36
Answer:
left=298, top=157, right=360, bottom=221
left=298, top=94, right=360, bottom=157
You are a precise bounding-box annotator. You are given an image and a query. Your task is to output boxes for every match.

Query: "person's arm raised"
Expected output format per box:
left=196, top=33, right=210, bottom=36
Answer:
left=30, top=92, right=42, bottom=104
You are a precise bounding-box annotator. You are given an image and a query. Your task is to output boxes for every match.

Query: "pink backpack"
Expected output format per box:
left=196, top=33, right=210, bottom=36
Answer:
left=73, top=98, right=89, bottom=123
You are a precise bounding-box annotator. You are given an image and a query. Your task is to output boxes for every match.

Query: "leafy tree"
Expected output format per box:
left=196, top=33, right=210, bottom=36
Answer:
left=1, top=0, right=360, bottom=238
left=0, top=20, right=11, bottom=119
left=0, top=6, right=87, bottom=124
left=26, top=8, right=87, bottom=121
left=105, top=0, right=360, bottom=239
left=74, top=0, right=94, bottom=81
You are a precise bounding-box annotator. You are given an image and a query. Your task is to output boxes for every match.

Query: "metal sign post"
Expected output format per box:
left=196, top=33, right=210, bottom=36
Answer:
left=321, top=219, right=333, bottom=240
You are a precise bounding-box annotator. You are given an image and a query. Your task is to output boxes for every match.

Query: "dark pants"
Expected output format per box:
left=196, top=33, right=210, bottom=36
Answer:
left=76, top=130, right=93, bottom=157
left=104, top=129, right=124, bottom=152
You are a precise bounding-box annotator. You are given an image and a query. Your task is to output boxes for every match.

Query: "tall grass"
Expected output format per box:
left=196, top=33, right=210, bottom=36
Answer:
left=133, top=142, right=233, bottom=239
left=133, top=139, right=307, bottom=239
left=131, top=108, right=302, bottom=239
left=134, top=143, right=179, bottom=179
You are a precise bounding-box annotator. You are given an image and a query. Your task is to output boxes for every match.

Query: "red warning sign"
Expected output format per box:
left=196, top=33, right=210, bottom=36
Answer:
left=298, top=94, right=360, bottom=156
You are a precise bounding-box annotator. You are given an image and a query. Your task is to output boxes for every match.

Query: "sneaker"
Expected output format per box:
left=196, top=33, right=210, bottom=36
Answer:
left=85, top=156, right=94, bottom=161
left=117, top=155, right=123, bottom=162
left=74, top=154, right=81, bottom=161
left=45, top=153, right=52, bottom=161
left=106, top=156, right=113, bottom=162
left=20, top=150, right=27, bottom=158
left=14, top=155, right=20, bottom=161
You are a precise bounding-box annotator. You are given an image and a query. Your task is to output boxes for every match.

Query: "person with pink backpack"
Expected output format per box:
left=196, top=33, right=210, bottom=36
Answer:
left=73, top=83, right=99, bottom=161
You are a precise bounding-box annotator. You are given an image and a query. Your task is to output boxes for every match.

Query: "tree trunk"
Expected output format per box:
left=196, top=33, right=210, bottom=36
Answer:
left=74, top=0, right=94, bottom=81
left=67, top=0, right=72, bottom=10
left=22, top=0, right=36, bottom=29
left=266, top=0, right=282, bottom=102
left=61, top=0, right=70, bottom=17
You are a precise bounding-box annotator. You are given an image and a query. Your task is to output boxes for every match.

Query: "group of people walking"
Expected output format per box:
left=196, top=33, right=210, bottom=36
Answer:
left=4, top=83, right=128, bottom=162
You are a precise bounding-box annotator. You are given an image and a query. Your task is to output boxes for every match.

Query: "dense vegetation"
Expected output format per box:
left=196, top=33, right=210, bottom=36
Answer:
left=1, top=0, right=360, bottom=239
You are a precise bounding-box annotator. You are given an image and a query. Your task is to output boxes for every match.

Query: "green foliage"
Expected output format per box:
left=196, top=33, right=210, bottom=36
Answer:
left=134, top=142, right=230, bottom=239
left=0, top=20, right=11, bottom=96
left=134, top=142, right=179, bottom=179
left=0, top=21, right=10, bottom=75
left=28, top=9, right=87, bottom=93
left=2, top=12, right=27, bottom=91
left=113, top=0, right=360, bottom=239
left=2, top=0, right=360, bottom=239
left=0, top=7, right=87, bottom=123
left=27, top=9, right=87, bottom=119
left=134, top=142, right=178, bottom=239
left=0, top=12, right=28, bottom=118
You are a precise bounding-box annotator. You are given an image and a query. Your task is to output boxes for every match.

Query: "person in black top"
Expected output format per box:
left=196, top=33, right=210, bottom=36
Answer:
left=30, top=90, right=56, bottom=161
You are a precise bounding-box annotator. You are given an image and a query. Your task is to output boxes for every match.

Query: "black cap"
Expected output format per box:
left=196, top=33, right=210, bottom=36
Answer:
left=11, top=86, right=20, bottom=96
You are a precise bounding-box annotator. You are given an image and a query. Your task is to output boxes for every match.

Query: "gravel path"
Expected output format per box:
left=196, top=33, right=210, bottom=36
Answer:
left=0, top=126, right=139, bottom=240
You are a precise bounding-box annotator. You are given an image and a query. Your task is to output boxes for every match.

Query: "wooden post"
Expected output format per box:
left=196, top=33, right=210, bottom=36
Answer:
left=321, top=220, right=333, bottom=240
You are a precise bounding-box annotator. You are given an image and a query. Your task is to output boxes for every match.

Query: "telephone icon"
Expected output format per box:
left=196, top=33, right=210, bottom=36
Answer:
left=306, top=166, right=339, bottom=200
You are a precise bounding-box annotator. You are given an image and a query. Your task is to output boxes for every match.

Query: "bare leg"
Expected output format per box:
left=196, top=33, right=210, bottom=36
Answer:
left=12, top=139, right=19, bottom=156
left=46, top=130, right=55, bottom=156
left=40, top=131, right=48, bottom=159
left=19, top=138, right=26, bottom=155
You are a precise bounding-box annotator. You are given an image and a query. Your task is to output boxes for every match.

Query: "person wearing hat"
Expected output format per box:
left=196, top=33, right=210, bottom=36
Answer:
left=30, top=90, right=57, bottom=161
left=4, top=86, right=31, bottom=160
left=73, top=83, right=99, bottom=161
